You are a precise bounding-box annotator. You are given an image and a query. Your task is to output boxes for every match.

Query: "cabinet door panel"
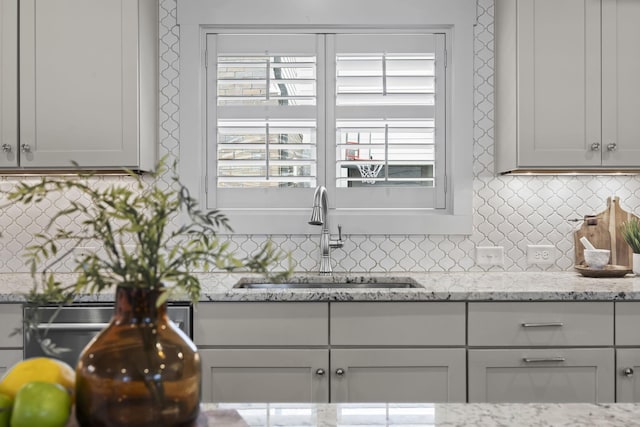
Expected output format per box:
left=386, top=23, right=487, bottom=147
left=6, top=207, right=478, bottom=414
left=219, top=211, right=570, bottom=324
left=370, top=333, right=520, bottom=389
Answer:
left=468, top=348, right=614, bottom=403
left=602, top=0, right=640, bottom=166
left=200, top=349, right=328, bottom=403
left=617, top=349, right=640, bottom=402
left=517, top=0, right=601, bottom=167
left=331, top=349, right=466, bottom=403
left=19, top=0, right=141, bottom=168
left=0, top=0, right=18, bottom=167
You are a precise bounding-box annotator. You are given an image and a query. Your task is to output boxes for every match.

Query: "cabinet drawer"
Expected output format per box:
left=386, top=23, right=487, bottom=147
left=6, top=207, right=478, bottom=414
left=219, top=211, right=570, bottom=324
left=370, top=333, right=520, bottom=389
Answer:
left=468, top=348, right=615, bottom=403
left=615, top=302, right=640, bottom=345
left=330, top=302, right=465, bottom=346
left=194, top=302, right=328, bottom=346
left=468, top=302, right=613, bottom=346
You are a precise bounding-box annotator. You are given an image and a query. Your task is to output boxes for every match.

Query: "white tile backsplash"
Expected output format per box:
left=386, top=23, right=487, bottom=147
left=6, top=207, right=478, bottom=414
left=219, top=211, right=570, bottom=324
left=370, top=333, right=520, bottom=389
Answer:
left=2, top=0, right=640, bottom=274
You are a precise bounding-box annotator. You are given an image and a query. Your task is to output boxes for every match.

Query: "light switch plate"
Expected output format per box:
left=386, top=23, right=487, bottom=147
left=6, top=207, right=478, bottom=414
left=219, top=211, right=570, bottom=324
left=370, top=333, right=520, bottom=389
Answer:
left=527, top=245, right=556, bottom=266
left=476, top=246, right=504, bottom=266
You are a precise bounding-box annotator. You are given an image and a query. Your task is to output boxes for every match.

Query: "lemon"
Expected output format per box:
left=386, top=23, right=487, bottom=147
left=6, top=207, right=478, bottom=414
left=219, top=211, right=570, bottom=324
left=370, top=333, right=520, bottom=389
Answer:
left=0, top=358, right=75, bottom=399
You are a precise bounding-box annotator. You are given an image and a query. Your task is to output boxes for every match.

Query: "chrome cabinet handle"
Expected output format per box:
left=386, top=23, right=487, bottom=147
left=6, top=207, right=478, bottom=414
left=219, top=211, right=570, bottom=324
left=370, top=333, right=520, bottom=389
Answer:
left=21, top=144, right=31, bottom=153
left=590, top=142, right=601, bottom=151
left=315, top=368, right=326, bottom=377
left=521, top=322, right=564, bottom=328
left=36, top=322, right=110, bottom=330
left=335, top=368, right=345, bottom=376
left=607, top=143, right=617, bottom=151
left=1, top=144, right=11, bottom=152
left=522, top=357, right=566, bottom=363
left=623, top=368, right=634, bottom=378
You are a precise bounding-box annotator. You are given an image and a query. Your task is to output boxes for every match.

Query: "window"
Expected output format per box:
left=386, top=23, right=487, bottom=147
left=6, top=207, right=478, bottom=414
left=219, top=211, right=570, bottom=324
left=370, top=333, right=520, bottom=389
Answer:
left=178, top=0, right=475, bottom=234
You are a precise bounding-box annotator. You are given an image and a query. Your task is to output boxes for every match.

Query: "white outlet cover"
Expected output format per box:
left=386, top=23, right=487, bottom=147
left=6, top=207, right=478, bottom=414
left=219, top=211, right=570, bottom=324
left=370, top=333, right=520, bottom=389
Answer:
left=475, top=246, right=504, bottom=266
left=527, top=245, right=556, bottom=266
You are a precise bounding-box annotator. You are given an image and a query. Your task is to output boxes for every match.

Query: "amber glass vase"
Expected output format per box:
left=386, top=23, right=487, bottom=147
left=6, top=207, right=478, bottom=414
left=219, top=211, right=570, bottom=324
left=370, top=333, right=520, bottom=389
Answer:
left=74, top=286, right=201, bottom=427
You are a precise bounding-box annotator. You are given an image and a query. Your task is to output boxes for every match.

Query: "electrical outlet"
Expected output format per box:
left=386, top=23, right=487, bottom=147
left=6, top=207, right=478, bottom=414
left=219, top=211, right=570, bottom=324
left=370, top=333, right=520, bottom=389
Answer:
left=476, top=246, right=504, bottom=266
left=527, top=245, right=556, bottom=266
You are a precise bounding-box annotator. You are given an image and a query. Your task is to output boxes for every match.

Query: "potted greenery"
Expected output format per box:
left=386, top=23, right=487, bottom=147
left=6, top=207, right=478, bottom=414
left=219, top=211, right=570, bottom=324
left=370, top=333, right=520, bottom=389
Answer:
left=620, top=217, right=640, bottom=275
left=3, top=160, right=288, bottom=427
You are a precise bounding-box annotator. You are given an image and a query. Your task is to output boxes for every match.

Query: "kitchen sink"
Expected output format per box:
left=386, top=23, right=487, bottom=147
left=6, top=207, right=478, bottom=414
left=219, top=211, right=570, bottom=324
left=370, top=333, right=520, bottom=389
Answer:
left=233, top=278, right=422, bottom=289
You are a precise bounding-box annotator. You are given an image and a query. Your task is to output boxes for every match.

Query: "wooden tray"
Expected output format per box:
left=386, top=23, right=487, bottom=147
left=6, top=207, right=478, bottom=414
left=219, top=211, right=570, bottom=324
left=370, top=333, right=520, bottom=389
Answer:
left=575, top=264, right=632, bottom=278
left=574, top=196, right=640, bottom=269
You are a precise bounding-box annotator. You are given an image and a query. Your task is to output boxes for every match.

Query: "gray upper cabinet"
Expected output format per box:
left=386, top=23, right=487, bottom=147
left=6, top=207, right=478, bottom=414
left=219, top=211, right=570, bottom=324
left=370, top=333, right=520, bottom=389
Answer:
left=0, top=0, right=18, bottom=163
left=1, top=0, right=157, bottom=170
left=496, top=0, right=640, bottom=173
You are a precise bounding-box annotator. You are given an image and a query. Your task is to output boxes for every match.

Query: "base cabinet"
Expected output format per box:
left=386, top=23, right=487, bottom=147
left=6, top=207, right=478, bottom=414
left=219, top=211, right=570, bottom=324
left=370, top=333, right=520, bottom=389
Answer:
left=331, top=348, right=466, bottom=403
left=616, top=349, right=640, bottom=402
left=199, top=349, right=328, bottom=403
left=0, top=350, right=22, bottom=375
left=0, top=304, right=23, bottom=373
left=468, top=348, right=615, bottom=403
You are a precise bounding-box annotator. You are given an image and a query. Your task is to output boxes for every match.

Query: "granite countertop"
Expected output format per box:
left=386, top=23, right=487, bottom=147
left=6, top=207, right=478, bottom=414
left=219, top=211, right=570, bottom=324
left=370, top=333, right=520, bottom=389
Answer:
left=196, top=402, right=640, bottom=426
left=3, top=271, right=640, bottom=303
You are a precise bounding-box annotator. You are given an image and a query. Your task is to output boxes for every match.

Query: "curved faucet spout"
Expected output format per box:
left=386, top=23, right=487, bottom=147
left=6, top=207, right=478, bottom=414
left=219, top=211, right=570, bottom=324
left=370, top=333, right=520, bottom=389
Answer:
left=309, top=185, right=328, bottom=230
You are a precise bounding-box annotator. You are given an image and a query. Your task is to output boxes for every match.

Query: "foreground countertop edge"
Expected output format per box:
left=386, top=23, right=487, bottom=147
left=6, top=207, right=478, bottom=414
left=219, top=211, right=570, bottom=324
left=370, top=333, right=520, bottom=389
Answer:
left=197, top=402, right=640, bottom=427
left=3, top=271, right=640, bottom=303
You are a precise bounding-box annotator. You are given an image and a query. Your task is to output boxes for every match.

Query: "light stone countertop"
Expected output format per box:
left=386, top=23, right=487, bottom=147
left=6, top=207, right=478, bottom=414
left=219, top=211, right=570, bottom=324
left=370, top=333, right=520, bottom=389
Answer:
left=3, top=271, right=640, bottom=302
left=198, top=402, right=640, bottom=426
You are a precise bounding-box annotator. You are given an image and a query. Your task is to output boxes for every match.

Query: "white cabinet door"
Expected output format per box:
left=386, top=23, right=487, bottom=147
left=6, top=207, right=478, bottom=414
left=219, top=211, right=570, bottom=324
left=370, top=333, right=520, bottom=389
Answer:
left=468, top=348, right=615, bottom=403
left=331, top=348, right=466, bottom=403
left=0, top=0, right=18, bottom=167
left=601, top=0, right=640, bottom=166
left=616, top=349, right=640, bottom=402
left=515, top=0, right=602, bottom=168
left=18, top=0, right=156, bottom=169
left=199, top=349, right=329, bottom=403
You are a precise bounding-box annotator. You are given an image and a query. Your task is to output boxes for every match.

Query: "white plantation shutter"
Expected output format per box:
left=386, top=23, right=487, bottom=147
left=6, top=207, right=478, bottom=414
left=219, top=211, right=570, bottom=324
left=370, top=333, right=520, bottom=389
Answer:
left=328, top=34, right=446, bottom=209
left=207, top=33, right=446, bottom=211
left=207, top=34, right=323, bottom=209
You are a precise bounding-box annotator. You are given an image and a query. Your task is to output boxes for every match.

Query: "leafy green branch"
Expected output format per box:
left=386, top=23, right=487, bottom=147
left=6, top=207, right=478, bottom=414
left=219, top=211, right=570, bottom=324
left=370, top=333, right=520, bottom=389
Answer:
left=2, top=158, right=291, bottom=307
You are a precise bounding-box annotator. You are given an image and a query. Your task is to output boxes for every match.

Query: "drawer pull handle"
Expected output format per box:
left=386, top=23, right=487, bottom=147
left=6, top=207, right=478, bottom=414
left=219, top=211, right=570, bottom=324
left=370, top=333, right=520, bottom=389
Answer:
left=335, top=368, right=345, bottom=377
left=623, top=368, right=634, bottom=378
left=523, top=357, right=566, bottom=363
left=315, top=368, right=326, bottom=377
left=521, top=322, right=564, bottom=328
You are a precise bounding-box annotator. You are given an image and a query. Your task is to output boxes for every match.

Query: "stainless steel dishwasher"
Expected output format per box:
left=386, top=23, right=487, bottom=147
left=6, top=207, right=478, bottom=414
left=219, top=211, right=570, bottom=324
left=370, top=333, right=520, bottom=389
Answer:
left=23, top=303, right=192, bottom=367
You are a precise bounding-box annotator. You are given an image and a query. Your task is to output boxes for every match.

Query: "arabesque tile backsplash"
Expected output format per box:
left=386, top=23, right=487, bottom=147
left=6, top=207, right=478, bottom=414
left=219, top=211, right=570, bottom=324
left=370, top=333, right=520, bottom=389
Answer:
left=2, top=0, right=640, bottom=274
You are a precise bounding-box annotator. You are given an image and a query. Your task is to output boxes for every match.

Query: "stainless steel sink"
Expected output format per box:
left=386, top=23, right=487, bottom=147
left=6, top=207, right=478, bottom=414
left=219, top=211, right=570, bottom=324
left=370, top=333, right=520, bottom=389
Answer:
left=233, top=279, right=422, bottom=289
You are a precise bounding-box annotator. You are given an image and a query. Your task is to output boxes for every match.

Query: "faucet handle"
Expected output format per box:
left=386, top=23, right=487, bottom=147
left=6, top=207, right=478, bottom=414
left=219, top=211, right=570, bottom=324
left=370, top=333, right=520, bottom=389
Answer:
left=330, top=224, right=344, bottom=249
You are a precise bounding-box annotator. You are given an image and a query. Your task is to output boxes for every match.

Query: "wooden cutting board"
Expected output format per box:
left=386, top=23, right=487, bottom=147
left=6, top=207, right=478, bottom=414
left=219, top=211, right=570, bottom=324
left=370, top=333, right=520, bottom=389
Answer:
left=574, top=196, right=640, bottom=268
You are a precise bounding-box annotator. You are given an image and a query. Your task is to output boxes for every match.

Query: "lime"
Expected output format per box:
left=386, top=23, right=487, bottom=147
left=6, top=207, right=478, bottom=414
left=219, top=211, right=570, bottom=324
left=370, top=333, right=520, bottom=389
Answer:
left=10, top=382, right=71, bottom=427
left=0, top=393, right=12, bottom=427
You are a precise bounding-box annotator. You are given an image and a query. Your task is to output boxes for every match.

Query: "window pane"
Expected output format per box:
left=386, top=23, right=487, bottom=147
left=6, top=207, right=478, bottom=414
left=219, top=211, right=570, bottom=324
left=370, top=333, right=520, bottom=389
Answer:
left=218, top=56, right=316, bottom=106
left=336, top=120, right=434, bottom=188
left=336, top=55, right=435, bottom=106
left=218, top=120, right=317, bottom=188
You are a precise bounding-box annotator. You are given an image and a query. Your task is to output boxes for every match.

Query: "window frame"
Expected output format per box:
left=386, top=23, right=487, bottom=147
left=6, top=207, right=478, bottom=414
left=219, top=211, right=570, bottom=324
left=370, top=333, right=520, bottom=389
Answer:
left=177, top=0, right=476, bottom=235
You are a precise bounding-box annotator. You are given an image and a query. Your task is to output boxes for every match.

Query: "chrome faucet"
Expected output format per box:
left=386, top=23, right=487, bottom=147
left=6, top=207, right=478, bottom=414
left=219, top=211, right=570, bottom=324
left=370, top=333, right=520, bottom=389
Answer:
left=308, top=185, right=344, bottom=275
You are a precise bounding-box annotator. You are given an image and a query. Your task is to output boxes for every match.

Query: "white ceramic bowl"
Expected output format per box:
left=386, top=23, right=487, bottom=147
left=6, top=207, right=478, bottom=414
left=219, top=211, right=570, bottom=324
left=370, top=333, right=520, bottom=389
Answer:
left=584, top=249, right=611, bottom=270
